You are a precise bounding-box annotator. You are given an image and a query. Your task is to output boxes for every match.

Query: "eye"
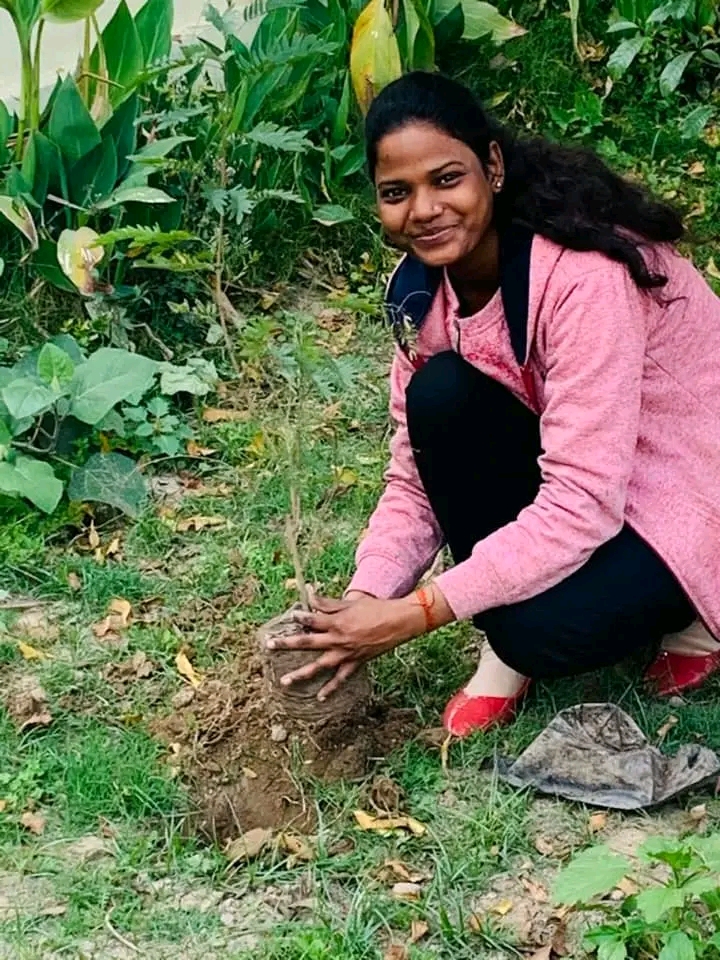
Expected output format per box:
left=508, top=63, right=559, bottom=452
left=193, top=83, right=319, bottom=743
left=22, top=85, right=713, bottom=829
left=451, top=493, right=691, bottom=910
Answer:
left=378, top=186, right=408, bottom=203
left=436, top=171, right=462, bottom=187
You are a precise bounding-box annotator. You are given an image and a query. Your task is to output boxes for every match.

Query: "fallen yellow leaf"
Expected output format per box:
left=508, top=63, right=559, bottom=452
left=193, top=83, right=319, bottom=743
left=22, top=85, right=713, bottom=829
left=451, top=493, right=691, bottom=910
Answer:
left=108, top=598, right=132, bottom=627
left=490, top=899, right=514, bottom=917
left=588, top=811, right=608, bottom=834
left=20, top=811, right=46, bottom=835
left=225, top=827, right=272, bottom=863
left=18, top=641, right=48, bottom=661
left=707, top=258, right=720, bottom=280
left=176, top=651, right=202, bottom=688
left=409, top=919, right=429, bottom=944
left=186, top=440, right=217, bottom=457
left=391, top=881, right=422, bottom=901
left=202, top=407, right=248, bottom=423
left=246, top=431, right=266, bottom=457
left=175, top=515, right=227, bottom=533
left=0, top=800, right=7, bottom=813
left=353, top=810, right=426, bottom=837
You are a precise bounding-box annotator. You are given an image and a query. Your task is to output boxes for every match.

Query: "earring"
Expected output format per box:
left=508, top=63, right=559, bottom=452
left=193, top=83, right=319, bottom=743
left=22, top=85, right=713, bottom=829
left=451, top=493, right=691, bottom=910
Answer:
left=494, top=179, right=504, bottom=191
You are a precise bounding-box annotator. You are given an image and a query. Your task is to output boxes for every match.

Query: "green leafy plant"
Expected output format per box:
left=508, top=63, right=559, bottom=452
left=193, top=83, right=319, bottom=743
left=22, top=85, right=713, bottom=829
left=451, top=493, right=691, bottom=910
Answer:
left=0, top=335, right=216, bottom=515
left=554, top=836, right=720, bottom=959
left=607, top=0, right=718, bottom=102
left=549, top=87, right=606, bottom=139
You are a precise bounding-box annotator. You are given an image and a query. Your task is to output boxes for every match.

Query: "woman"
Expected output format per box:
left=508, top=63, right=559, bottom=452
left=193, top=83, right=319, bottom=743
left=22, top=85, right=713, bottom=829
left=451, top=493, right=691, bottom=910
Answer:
left=267, top=72, right=720, bottom=738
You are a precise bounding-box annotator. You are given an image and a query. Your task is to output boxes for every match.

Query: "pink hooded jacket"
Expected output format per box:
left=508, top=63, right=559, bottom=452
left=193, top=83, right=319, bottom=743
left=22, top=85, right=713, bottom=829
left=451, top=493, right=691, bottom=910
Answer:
left=348, top=236, right=720, bottom=638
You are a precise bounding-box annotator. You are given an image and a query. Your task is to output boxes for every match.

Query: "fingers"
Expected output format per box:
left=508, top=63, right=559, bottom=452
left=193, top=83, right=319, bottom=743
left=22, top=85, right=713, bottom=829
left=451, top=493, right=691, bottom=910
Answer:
left=317, top=661, right=358, bottom=701
left=266, top=631, right=332, bottom=651
left=291, top=609, right=334, bottom=633
left=280, top=649, right=345, bottom=687
left=311, top=594, right=348, bottom=614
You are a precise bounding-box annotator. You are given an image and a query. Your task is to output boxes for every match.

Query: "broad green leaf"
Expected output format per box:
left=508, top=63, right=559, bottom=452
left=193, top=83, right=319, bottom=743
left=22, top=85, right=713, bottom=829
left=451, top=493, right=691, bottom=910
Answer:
left=244, top=123, right=312, bottom=153
left=159, top=358, right=218, bottom=396
left=134, top=0, right=173, bottom=63
left=48, top=75, right=101, bottom=163
left=8, top=0, right=40, bottom=31
left=37, top=343, right=75, bottom=390
left=350, top=0, right=402, bottom=115
left=658, top=932, right=695, bottom=960
left=40, top=0, right=103, bottom=22
left=0, top=195, right=38, bottom=250
left=127, top=135, right=193, bottom=163
left=0, top=456, right=63, bottom=512
left=398, top=0, right=435, bottom=70
left=0, top=100, right=12, bottom=166
left=102, top=93, right=139, bottom=179
left=553, top=846, right=632, bottom=905
left=57, top=227, right=104, bottom=295
left=460, top=0, right=526, bottom=42
left=691, top=834, right=720, bottom=872
left=94, top=0, right=144, bottom=103
left=32, top=239, right=78, bottom=293
left=432, top=0, right=464, bottom=44
left=313, top=204, right=354, bottom=226
left=682, top=874, right=718, bottom=896
left=67, top=451, right=147, bottom=517
left=608, top=35, right=645, bottom=78
left=0, top=418, right=12, bottom=456
left=607, top=18, right=639, bottom=32
left=598, top=939, right=628, bottom=960
left=636, top=886, right=685, bottom=922
left=95, top=185, right=174, bottom=209
left=21, top=132, right=64, bottom=206
left=659, top=51, right=694, bottom=97
left=1, top=377, right=56, bottom=419
left=70, top=348, right=157, bottom=423
left=69, top=136, right=118, bottom=207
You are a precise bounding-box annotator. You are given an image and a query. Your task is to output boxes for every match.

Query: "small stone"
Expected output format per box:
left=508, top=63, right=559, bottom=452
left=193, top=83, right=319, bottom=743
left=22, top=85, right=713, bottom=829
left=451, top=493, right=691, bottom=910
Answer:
left=172, top=687, right=196, bottom=709
left=668, top=696, right=685, bottom=708
left=270, top=723, right=288, bottom=743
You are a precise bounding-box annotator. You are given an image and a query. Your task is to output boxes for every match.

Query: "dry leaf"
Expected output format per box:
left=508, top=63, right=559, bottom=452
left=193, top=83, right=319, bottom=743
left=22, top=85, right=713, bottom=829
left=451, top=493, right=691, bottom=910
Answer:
left=109, top=598, right=131, bottom=626
left=88, top=522, right=100, bottom=549
left=186, top=440, right=217, bottom=457
left=381, top=860, right=426, bottom=884
left=391, top=882, right=422, bottom=901
left=18, top=641, right=48, bottom=661
left=67, top=572, right=82, bottom=591
left=176, top=651, right=202, bottom=688
left=225, top=827, right=272, bottom=863
left=383, top=947, right=408, bottom=960
left=409, top=919, right=429, bottom=944
left=243, top=766, right=258, bottom=780
left=534, top=836, right=555, bottom=856
left=687, top=161, right=705, bottom=177
left=588, top=812, right=608, bottom=834
left=202, top=407, right=248, bottom=423
left=527, top=947, right=553, bottom=960
left=41, top=904, right=67, bottom=917
left=20, top=811, right=46, bottom=835
left=707, top=258, right=720, bottom=280
left=280, top=833, right=314, bottom=862
left=657, top=714, right=679, bottom=743
left=468, top=913, right=484, bottom=933
left=92, top=598, right=132, bottom=640
left=0, top=800, right=7, bottom=813
left=14, top=607, right=59, bottom=643
left=616, top=876, right=639, bottom=897
left=521, top=876, right=549, bottom=902
left=175, top=515, right=227, bottom=532
left=490, top=899, right=514, bottom=916
left=4, top=676, right=52, bottom=731
left=689, top=803, right=707, bottom=823
left=353, top=810, right=425, bottom=836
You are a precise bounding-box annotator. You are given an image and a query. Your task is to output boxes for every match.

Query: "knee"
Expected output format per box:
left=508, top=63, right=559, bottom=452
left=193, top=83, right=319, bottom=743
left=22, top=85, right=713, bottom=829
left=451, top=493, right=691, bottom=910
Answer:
left=406, top=351, right=483, bottom=440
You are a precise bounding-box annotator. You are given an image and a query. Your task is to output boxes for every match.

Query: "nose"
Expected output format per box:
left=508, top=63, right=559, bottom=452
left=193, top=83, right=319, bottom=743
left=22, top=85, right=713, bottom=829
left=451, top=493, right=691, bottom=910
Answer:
left=408, top=186, right=441, bottom=223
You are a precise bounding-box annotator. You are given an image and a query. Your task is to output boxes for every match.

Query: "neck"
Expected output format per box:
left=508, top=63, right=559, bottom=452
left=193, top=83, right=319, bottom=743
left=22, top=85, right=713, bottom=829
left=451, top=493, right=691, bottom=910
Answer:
left=448, top=227, right=500, bottom=315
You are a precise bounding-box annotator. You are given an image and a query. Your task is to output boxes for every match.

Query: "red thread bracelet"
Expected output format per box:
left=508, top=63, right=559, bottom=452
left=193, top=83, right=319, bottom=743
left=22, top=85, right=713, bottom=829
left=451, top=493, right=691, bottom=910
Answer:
left=415, top=585, right=438, bottom=632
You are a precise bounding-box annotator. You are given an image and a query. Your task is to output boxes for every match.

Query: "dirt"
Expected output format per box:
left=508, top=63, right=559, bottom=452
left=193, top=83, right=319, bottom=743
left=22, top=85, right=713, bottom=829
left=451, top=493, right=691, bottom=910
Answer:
left=150, top=609, right=418, bottom=843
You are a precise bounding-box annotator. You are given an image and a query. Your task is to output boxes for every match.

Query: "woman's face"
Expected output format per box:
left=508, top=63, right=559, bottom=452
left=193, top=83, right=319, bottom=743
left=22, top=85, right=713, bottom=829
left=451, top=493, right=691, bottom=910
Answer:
left=374, top=121, right=504, bottom=268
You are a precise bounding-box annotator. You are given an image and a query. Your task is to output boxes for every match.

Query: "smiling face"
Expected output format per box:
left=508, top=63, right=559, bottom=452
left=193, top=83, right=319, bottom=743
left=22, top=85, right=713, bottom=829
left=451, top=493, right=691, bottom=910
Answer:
left=374, top=121, right=504, bottom=269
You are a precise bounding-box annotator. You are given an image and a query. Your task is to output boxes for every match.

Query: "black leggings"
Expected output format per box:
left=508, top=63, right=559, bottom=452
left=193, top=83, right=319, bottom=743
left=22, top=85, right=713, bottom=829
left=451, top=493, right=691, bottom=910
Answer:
left=406, top=351, right=695, bottom=679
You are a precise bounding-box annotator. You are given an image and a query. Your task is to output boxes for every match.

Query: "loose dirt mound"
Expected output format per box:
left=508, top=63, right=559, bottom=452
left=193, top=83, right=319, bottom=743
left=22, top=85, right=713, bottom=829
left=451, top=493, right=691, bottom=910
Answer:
left=150, top=619, right=417, bottom=843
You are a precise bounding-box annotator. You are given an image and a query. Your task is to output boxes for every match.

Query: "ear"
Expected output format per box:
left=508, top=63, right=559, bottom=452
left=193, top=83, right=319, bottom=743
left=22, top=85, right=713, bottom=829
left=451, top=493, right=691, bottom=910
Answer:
left=486, top=141, right=505, bottom=192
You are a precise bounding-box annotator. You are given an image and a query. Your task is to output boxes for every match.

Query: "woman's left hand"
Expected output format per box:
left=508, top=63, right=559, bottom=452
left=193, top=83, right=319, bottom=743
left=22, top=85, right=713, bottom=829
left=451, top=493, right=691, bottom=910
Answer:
left=266, top=588, right=453, bottom=701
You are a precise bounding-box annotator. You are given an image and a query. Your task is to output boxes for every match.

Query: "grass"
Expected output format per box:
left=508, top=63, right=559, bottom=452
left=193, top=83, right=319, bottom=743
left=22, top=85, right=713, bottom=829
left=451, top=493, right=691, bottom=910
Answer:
left=1, top=4, right=720, bottom=957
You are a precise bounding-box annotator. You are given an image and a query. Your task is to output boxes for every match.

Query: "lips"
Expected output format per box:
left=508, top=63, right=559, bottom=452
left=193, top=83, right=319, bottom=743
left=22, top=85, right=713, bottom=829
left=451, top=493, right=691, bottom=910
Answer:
left=412, top=225, right=457, bottom=247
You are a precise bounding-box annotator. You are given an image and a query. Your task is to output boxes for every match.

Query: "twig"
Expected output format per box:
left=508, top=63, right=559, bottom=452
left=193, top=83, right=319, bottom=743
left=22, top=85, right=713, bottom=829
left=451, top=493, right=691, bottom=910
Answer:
left=104, top=908, right=140, bottom=954
left=212, top=153, right=241, bottom=377
left=285, top=486, right=310, bottom=612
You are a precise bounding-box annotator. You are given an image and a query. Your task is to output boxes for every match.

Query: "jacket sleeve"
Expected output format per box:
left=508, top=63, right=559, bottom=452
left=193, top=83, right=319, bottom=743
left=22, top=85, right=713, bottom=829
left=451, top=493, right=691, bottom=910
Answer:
left=347, top=345, right=444, bottom=598
left=434, top=262, right=647, bottom=620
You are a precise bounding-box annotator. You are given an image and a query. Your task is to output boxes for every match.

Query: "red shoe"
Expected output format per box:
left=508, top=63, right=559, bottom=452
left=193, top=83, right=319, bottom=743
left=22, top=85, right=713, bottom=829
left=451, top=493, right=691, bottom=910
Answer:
left=645, top=650, right=720, bottom=697
left=442, top=680, right=531, bottom=738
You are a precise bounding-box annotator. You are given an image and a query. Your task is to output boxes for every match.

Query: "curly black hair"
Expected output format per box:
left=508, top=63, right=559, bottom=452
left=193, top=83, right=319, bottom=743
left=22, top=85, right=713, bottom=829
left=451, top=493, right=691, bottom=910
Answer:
left=365, top=72, right=684, bottom=289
